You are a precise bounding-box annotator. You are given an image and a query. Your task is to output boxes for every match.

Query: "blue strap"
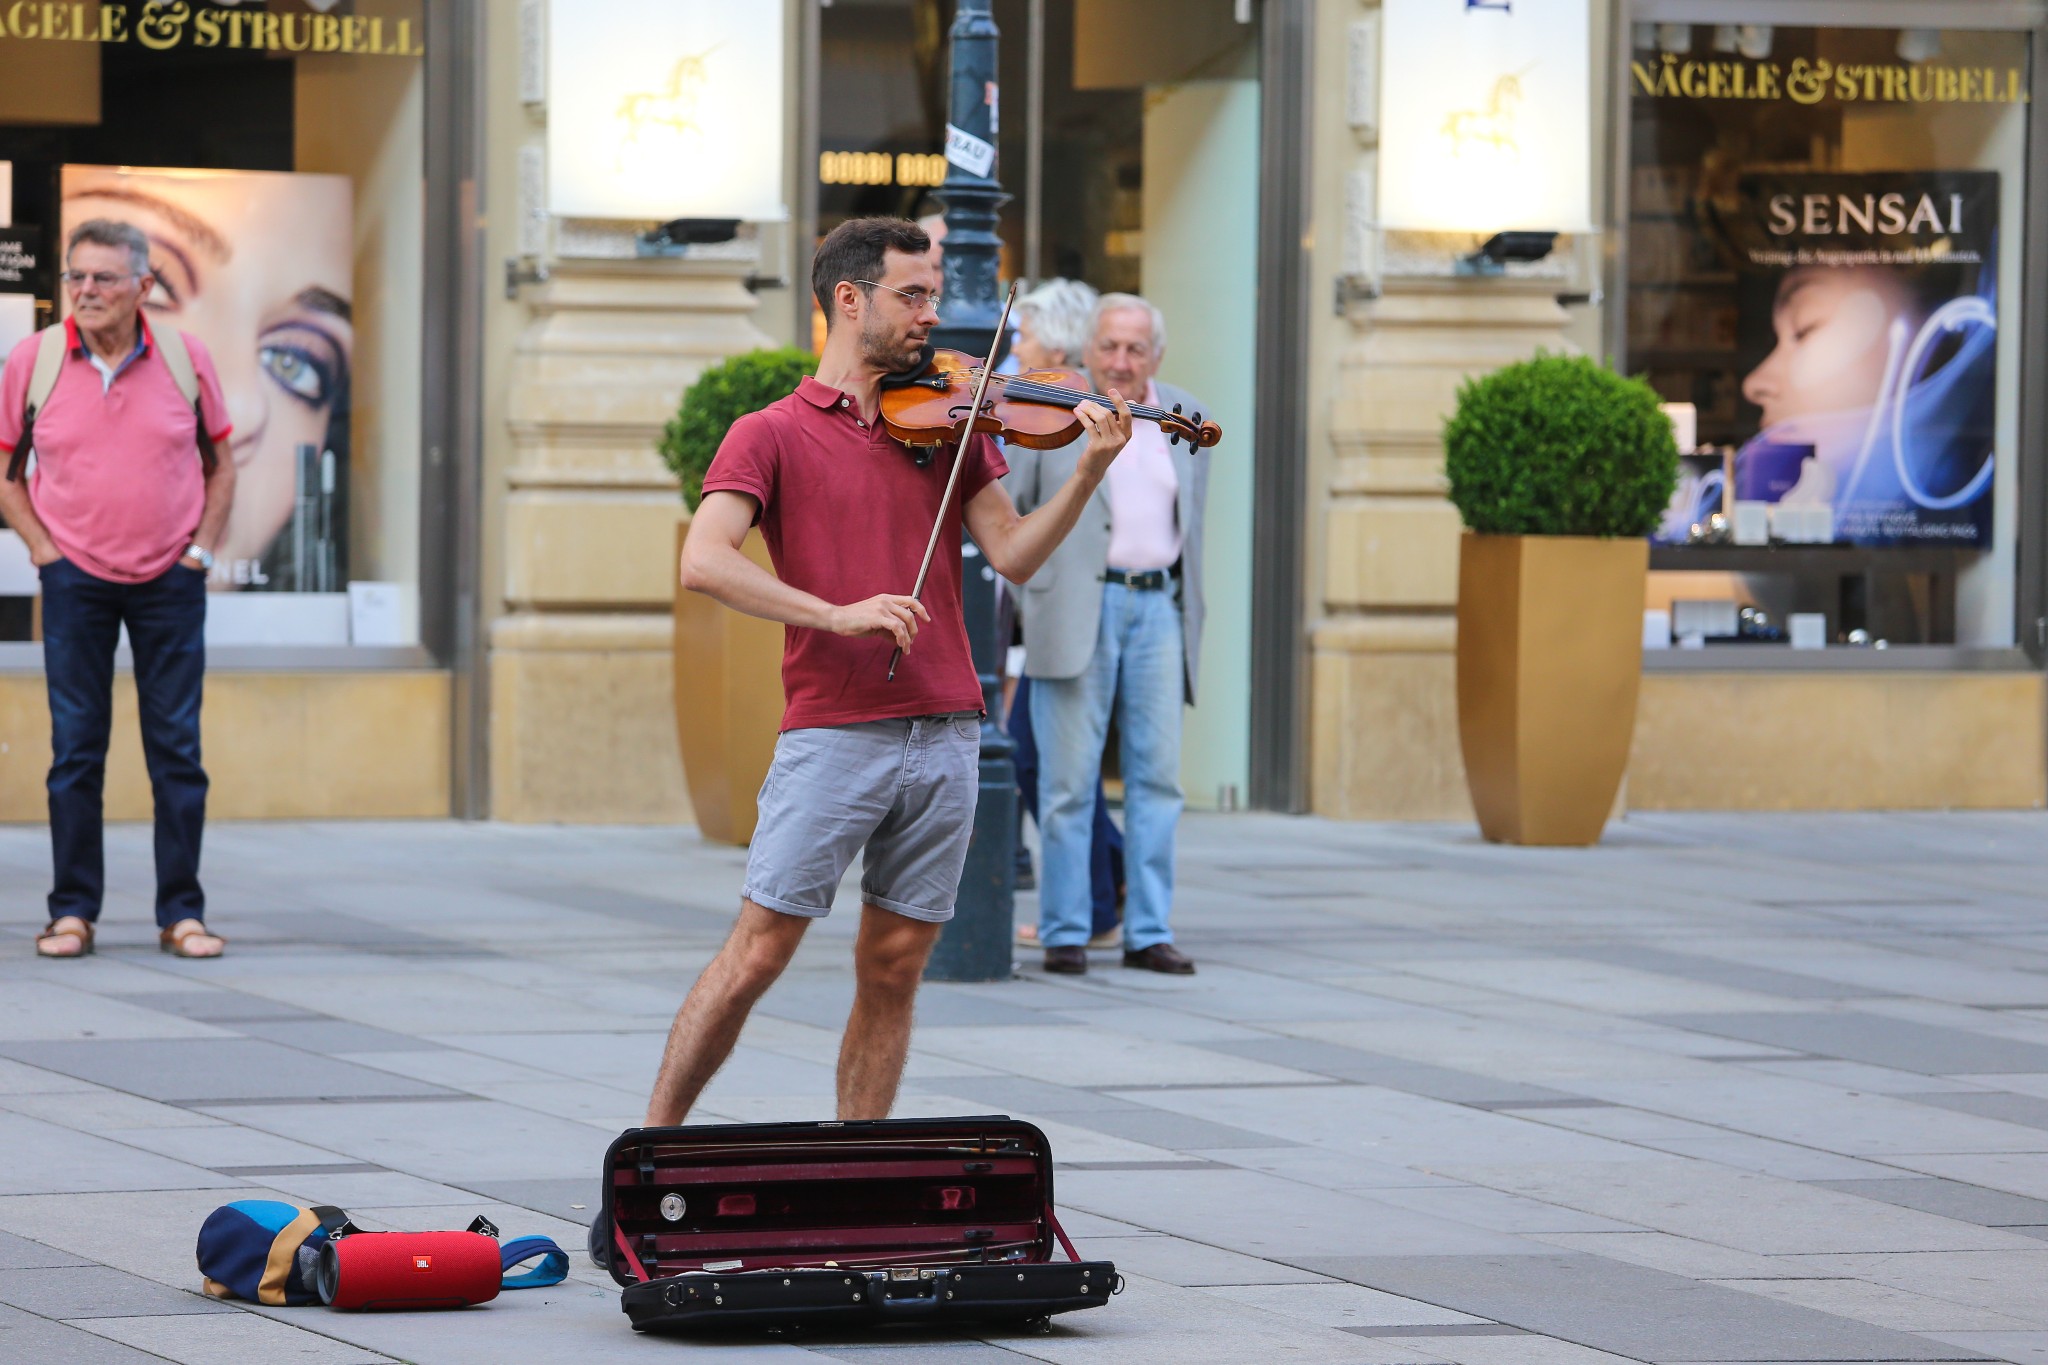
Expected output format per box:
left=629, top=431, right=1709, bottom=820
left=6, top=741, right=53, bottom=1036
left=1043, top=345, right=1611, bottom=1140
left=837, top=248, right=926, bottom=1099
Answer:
left=499, top=1235, right=568, bottom=1289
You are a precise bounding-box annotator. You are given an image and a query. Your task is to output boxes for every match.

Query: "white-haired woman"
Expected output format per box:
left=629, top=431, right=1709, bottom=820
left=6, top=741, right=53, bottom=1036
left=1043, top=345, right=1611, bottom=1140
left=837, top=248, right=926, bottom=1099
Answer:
left=1012, top=277, right=1099, bottom=370
left=1002, top=277, right=1125, bottom=956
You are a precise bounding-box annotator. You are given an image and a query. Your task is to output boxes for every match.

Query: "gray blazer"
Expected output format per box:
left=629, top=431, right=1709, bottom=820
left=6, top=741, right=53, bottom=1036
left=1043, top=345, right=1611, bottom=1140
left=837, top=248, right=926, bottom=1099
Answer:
left=1001, top=378, right=1211, bottom=704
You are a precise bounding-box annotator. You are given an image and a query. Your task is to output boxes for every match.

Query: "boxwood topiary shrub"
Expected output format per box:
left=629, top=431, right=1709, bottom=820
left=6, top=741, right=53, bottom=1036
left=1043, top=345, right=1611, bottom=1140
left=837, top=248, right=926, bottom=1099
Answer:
left=1444, top=352, right=1679, bottom=537
left=660, top=347, right=818, bottom=511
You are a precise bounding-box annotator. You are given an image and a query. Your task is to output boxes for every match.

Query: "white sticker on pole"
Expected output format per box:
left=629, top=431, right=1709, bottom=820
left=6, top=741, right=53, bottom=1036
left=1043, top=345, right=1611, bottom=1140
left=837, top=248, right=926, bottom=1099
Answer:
left=945, top=123, right=996, bottom=178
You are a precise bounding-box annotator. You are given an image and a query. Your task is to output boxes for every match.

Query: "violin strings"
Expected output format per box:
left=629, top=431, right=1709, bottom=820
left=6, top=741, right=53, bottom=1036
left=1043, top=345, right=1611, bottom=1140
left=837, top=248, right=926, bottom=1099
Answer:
left=972, top=371, right=1186, bottom=426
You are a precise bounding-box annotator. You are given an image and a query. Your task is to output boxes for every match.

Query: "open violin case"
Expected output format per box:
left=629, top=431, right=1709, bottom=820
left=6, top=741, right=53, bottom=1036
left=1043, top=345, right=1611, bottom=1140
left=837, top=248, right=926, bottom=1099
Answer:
left=601, top=1117, right=1118, bottom=1334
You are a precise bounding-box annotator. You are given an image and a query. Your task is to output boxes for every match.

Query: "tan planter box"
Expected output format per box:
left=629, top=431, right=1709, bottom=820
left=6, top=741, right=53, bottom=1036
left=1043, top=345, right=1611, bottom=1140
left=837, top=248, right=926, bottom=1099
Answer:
left=672, top=523, right=785, bottom=845
left=1455, top=532, right=1647, bottom=846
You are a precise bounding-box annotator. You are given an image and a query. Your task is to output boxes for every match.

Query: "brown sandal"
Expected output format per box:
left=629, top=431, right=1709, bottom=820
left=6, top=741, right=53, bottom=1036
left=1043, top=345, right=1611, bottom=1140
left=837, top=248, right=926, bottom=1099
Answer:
left=159, top=919, right=225, bottom=959
left=36, top=917, right=94, bottom=959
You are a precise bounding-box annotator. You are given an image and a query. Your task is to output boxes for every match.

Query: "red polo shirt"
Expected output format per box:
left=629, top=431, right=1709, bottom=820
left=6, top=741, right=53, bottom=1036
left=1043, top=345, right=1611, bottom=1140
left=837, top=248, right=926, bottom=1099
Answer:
left=0, top=317, right=232, bottom=584
left=701, top=375, right=1007, bottom=731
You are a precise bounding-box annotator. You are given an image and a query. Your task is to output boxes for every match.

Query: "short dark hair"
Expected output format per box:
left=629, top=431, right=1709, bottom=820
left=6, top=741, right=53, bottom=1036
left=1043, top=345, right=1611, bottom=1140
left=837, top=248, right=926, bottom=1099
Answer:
left=811, top=216, right=931, bottom=324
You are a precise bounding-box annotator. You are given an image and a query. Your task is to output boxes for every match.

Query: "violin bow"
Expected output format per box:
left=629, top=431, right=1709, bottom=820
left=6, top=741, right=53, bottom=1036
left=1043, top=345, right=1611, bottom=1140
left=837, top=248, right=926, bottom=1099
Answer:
left=888, top=280, right=1019, bottom=682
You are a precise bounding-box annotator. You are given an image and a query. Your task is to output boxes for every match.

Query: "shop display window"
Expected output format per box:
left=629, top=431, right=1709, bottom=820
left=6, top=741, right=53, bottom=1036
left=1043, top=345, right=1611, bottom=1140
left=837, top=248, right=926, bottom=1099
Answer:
left=1626, top=21, right=2029, bottom=652
left=0, top=1, right=426, bottom=651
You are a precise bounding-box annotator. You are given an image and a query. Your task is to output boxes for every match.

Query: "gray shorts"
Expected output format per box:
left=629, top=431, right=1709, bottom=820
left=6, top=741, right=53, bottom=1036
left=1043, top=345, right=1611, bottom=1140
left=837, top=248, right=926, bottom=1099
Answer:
left=744, top=713, right=981, bottom=923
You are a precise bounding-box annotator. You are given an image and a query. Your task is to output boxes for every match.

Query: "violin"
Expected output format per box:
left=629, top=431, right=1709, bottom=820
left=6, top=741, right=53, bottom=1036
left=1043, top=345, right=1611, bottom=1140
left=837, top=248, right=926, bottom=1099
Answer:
left=880, top=348, right=1223, bottom=453
left=880, top=283, right=1220, bottom=682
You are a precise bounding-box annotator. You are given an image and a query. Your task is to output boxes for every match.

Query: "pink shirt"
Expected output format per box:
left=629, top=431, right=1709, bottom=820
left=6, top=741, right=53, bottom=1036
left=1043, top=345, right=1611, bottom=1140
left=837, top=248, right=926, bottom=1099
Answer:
left=1104, top=380, right=1180, bottom=572
left=0, top=317, right=231, bottom=584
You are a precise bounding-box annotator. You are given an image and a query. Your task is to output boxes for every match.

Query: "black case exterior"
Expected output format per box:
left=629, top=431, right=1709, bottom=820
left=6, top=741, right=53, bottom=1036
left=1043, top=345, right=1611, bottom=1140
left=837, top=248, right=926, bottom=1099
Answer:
left=601, top=1116, right=1116, bottom=1334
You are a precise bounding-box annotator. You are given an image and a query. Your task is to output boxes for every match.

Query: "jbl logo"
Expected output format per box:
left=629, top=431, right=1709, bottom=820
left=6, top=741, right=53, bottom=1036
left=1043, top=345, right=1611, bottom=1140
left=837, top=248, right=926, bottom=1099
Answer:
left=413, top=1255, right=433, bottom=1271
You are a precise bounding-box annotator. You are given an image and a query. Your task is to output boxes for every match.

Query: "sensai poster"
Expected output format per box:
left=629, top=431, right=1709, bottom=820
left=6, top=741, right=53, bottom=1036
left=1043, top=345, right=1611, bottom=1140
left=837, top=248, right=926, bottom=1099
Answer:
left=61, top=166, right=353, bottom=590
left=1727, top=171, right=1999, bottom=546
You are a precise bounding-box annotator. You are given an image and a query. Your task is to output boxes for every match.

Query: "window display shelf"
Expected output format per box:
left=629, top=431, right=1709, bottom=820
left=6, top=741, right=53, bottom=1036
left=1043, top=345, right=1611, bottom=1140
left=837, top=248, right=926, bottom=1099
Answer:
left=1649, top=544, right=1969, bottom=575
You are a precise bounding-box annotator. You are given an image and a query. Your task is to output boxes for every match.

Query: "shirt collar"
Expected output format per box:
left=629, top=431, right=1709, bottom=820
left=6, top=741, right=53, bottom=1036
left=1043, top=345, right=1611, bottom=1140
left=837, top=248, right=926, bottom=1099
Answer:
left=796, top=376, right=845, bottom=409
left=65, top=313, right=153, bottom=359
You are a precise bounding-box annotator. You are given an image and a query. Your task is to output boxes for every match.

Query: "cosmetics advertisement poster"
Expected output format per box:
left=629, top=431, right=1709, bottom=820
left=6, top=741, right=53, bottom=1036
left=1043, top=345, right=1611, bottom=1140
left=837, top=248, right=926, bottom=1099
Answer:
left=61, top=165, right=353, bottom=591
left=1658, top=169, right=1998, bottom=548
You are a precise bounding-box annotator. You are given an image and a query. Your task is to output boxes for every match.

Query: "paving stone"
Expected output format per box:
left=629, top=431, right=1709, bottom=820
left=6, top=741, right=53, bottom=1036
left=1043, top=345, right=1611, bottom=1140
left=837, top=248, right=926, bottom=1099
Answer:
left=1059, top=1168, right=1540, bottom=1259
left=1788, top=1252, right=2048, bottom=1327
left=0, top=982, right=234, bottom=1043
left=1439, top=1160, right=2036, bottom=1255
left=1050, top=1107, right=1299, bottom=1151
left=1922, top=1332, right=2048, bottom=1365
left=815, top=1345, right=1048, bottom=1363
left=0, top=1112, right=242, bottom=1197
left=120, top=991, right=324, bottom=1023
left=1200, top=1038, right=1579, bottom=1106
left=1079, top=1234, right=1328, bottom=1286
left=0, top=1230, right=87, bottom=1269
left=903, top=1074, right=1151, bottom=1115
left=1300, top=1253, right=1990, bottom=1361
left=913, top=1026, right=1328, bottom=1089
left=1653, top=1012, right=2048, bottom=1075
left=450, top=1178, right=605, bottom=1221
left=0, top=1264, right=232, bottom=1319
left=0, top=1039, right=455, bottom=1104
left=195, top=1098, right=613, bottom=1185
left=76, top=1311, right=399, bottom=1363
left=1812, top=1177, right=2048, bottom=1229
left=0, top=1303, right=171, bottom=1364
left=1708, top=1277, right=2035, bottom=1332
left=1204, top=1281, right=1486, bottom=1328
left=1904, top=1090, right=2048, bottom=1132
left=1564, top=945, right=1882, bottom=1001
left=257, top=1020, right=444, bottom=1055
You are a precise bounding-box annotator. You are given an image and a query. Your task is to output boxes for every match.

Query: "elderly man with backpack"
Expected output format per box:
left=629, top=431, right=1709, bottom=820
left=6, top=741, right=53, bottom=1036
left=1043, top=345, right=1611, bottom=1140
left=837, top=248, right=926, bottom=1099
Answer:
left=0, top=219, right=236, bottom=960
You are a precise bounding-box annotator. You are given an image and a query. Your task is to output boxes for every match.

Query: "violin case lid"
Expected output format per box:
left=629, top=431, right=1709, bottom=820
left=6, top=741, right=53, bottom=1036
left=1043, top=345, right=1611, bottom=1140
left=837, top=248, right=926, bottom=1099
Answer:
left=600, top=1116, right=1118, bottom=1334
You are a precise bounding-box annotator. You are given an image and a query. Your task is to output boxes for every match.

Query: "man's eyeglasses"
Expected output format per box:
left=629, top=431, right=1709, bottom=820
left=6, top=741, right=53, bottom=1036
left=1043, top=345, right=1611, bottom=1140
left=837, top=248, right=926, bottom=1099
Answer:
left=60, top=270, right=140, bottom=290
left=855, top=280, right=942, bottom=313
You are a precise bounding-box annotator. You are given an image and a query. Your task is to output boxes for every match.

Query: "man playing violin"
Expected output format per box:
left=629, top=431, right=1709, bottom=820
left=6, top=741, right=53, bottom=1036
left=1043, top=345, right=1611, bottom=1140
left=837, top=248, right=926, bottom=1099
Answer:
left=642, top=217, right=1133, bottom=1129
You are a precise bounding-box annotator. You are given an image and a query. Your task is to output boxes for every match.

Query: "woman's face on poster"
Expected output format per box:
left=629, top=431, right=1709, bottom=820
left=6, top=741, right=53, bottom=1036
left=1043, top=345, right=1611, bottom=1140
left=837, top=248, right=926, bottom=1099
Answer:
left=1742, top=267, right=1909, bottom=432
left=64, top=171, right=352, bottom=584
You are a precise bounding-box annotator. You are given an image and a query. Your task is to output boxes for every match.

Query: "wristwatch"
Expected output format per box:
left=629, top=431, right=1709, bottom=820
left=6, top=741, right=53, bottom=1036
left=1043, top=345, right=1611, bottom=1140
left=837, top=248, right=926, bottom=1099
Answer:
left=185, top=543, right=215, bottom=571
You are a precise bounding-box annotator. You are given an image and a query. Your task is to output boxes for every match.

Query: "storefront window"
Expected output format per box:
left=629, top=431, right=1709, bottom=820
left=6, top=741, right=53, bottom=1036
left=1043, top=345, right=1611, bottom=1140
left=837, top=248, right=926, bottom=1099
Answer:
left=0, top=1, right=425, bottom=648
left=1627, top=21, right=2029, bottom=650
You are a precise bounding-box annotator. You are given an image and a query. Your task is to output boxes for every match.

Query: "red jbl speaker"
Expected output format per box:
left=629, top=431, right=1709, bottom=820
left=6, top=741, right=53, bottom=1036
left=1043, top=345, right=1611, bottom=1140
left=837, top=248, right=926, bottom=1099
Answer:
left=316, top=1218, right=502, bottom=1311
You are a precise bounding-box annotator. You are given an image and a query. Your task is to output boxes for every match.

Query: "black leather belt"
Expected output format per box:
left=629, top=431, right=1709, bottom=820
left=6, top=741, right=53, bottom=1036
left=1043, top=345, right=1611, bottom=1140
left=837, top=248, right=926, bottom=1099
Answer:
left=1101, top=567, right=1178, bottom=591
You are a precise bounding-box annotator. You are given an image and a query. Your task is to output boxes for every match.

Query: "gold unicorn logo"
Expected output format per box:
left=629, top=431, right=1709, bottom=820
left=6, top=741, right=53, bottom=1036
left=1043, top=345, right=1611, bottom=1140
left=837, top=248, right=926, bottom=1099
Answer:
left=617, top=48, right=719, bottom=143
left=1443, top=69, right=1530, bottom=157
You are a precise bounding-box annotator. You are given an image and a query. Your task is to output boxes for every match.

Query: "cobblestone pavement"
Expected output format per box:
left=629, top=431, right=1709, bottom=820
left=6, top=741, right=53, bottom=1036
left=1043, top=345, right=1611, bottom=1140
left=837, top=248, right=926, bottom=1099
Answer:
left=2, top=810, right=2047, bottom=1362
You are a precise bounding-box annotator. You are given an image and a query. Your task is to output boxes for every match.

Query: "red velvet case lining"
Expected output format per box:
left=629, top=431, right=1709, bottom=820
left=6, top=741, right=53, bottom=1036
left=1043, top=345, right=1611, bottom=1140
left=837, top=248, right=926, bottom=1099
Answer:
left=604, top=1118, right=1076, bottom=1281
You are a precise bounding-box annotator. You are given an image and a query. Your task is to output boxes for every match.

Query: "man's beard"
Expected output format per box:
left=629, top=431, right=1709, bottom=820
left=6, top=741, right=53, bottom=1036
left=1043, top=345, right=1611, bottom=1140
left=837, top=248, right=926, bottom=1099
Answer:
left=858, top=315, right=921, bottom=373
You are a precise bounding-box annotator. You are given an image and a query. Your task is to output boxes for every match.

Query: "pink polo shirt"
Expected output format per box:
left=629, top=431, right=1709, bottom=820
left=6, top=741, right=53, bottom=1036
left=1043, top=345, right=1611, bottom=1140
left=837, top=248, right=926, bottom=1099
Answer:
left=0, top=317, right=232, bottom=584
left=1104, top=380, right=1181, bottom=572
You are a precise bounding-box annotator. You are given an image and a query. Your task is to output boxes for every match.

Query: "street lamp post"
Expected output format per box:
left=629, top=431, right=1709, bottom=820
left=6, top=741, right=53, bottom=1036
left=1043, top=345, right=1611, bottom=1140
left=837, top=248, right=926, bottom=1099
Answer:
left=923, top=0, right=1015, bottom=983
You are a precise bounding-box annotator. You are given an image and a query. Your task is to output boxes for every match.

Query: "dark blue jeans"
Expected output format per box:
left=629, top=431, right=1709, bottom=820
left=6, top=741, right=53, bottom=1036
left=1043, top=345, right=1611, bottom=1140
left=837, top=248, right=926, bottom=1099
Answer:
left=40, top=557, right=208, bottom=928
left=1008, top=675, right=1122, bottom=937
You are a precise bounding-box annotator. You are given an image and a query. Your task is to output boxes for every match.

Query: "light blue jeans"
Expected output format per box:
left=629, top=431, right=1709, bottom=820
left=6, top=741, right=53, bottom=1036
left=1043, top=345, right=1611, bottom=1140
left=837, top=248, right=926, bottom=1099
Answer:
left=1030, top=580, right=1184, bottom=950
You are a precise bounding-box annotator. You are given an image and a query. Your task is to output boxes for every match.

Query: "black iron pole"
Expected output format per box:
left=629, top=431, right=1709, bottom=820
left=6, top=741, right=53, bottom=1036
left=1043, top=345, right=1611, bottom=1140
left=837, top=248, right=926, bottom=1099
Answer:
left=924, top=0, right=1015, bottom=983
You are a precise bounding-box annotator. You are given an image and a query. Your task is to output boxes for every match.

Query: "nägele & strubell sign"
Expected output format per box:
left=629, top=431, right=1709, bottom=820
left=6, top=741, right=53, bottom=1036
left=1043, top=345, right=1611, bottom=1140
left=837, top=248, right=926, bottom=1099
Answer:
left=0, top=4, right=424, bottom=57
left=1633, top=54, right=2026, bottom=105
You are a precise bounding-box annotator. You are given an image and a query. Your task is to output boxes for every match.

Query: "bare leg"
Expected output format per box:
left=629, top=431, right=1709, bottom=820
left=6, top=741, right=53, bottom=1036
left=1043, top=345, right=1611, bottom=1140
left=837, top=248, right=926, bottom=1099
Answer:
left=644, top=900, right=809, bottom=1127
left=837, top=904, right=943, bottom=1120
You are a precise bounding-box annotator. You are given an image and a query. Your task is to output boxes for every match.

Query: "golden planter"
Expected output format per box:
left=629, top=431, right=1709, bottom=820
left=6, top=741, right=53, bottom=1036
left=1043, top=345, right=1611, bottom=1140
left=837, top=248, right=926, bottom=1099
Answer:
left=1455, top=532, right=1648, bottom=846
left=672, top=523, right=785, bottom=846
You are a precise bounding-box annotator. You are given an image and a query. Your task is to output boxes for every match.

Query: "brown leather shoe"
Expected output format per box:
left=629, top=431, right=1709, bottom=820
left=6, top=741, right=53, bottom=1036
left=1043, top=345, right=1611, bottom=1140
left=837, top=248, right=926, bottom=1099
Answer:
left=1043, top=945, right=1088, bottom=975
left=1122, top=943, right=1195, bottom=975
